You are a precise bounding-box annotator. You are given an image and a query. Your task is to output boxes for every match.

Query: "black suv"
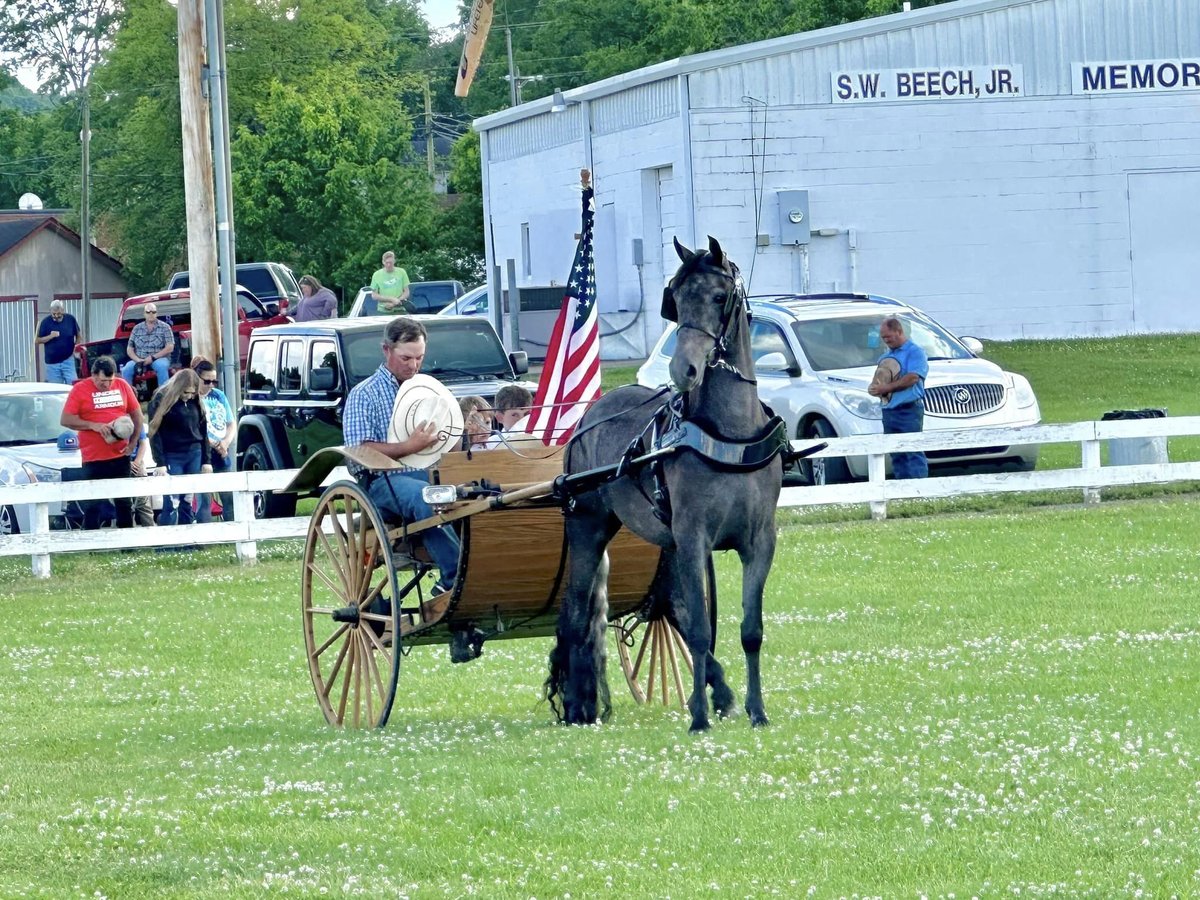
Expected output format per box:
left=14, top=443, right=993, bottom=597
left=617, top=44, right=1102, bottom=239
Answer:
left=168, top=262, right=303, bottom=315
left=237, top=316, right=534, bottom=517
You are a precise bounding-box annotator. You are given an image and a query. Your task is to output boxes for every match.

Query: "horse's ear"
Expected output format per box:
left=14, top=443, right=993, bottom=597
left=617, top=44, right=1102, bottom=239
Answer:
left=673, top=236, right=694, bottom=264
left=661, top=287, right=677, bottom=323
left=707, top=235, right=724, bottom=268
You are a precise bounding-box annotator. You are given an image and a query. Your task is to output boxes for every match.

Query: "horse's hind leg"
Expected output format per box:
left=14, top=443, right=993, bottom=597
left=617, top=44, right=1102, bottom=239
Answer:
left=740, top=530, right=777, bottom=727
left=547, top=511, right=618, bottom=725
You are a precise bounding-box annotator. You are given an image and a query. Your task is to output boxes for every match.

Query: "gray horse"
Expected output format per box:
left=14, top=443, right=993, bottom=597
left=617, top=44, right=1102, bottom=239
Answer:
left=546, top=236, right=784, bottom=732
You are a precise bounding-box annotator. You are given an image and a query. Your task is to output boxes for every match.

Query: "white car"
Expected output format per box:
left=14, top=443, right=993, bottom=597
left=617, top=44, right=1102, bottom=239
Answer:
left=0, top=383, right=80, bottom=534
left=637, top=293, right=1040, bottom=484
left=436, top=283, right=490, bottom=317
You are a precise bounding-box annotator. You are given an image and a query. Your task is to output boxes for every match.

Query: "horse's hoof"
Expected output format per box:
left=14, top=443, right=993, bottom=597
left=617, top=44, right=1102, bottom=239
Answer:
left=688, top=717, right=712, bottom=733
left=749, top=711, right=770, bottom=728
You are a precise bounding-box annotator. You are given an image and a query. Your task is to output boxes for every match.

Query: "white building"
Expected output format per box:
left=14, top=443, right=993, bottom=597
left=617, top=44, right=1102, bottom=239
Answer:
left=474, top=0, right=1200, bottom=358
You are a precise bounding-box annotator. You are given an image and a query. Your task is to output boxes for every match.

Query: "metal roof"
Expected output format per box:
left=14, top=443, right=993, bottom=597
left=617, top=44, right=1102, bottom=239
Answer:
left=475, top=0, right=1045, bottom=131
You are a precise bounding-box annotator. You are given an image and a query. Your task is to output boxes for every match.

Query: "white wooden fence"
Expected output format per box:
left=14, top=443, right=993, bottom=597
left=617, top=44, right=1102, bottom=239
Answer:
left=2, top=415, right=1198, bottom=577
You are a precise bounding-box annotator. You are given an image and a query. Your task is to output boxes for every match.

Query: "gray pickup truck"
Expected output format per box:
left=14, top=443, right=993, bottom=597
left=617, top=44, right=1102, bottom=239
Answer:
left=237, top=315, right=534, bottom=517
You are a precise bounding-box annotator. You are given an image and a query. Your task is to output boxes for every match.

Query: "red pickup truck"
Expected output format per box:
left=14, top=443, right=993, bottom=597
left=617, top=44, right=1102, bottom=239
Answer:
left=75, top=287, right=291, bottom=399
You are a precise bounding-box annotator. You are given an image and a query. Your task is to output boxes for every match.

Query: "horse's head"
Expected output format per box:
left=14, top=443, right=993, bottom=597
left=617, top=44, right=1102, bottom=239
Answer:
left=662, top=236, right=742, bottom=393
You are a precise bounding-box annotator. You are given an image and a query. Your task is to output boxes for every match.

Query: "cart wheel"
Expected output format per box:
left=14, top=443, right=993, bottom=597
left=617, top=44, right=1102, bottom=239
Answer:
left=302, top=481, right=400, bottom=728
left=615, top=559, right=716, bottom=708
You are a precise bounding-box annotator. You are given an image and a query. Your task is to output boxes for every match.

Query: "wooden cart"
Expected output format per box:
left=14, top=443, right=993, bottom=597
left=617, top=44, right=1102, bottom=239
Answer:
left=284, top=445, right=713, bottom=728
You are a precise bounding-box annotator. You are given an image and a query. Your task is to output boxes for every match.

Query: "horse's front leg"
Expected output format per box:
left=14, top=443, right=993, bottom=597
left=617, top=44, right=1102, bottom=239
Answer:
left=739, top=526, right=777, bottom=727
left=672, top=542, right=714, bottom=732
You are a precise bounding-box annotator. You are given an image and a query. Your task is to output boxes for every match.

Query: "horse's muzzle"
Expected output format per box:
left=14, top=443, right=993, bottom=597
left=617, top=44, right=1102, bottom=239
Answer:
left=669, top=353, right=703, bottom=393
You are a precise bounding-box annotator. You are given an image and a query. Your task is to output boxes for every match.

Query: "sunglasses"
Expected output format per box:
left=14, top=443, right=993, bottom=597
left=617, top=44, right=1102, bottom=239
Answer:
left=201, top=378, right=217, bottom=385
left=144, top=310, right=158, bottom=316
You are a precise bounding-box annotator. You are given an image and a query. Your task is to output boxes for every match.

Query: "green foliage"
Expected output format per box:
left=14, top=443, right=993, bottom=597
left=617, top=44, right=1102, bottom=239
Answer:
left=0, top=0, right=120, bottom=94
left=2, top=498, right=1200, bottom=894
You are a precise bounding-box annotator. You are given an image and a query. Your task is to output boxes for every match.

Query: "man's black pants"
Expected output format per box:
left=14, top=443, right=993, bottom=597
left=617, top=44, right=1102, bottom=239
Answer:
left=81, top=456, right=135, bottom=529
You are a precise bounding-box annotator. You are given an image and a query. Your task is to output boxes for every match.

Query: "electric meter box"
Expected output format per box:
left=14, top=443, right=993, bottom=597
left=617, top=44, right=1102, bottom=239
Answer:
left=778, top=190, right=811, bottom=245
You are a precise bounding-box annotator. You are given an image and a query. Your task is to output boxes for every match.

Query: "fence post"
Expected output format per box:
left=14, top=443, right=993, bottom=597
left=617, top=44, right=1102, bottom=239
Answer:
left=30, top=501, right=51, bottom=578
left=233, top=487, right=258, bottom=565
left=1081, top=438, right=1101, bottom=505
left=868, top=453, right=887, bottom=520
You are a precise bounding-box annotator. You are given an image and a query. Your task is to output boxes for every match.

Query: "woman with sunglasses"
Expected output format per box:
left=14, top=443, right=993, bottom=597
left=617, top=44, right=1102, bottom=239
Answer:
left=148, top=368, right=211, bottom=527
left=191, top=358, right=236, bottom=522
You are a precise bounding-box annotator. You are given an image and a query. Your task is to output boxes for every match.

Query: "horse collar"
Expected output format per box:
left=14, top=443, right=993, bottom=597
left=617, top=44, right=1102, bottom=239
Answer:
left=654, top=398, right=789, bottom=472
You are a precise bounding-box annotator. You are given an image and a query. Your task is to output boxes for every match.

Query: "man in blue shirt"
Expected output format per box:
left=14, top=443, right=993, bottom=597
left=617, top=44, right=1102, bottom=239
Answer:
left=36, top=300, right=82, bottom=384
left=343, top=317, right=459, bottom=591
left=868, top=317, right=929, bottom=479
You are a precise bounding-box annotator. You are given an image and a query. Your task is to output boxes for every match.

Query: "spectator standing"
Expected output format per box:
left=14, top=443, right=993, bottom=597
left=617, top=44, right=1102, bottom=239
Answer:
left=60, top=356, right=143, bottom=529
left=148, top=368, right=211, bottom=526
left=867, top=317, right=929, bottom=479
left=343, top=316, right=458, bottom=591
left=369, top=251, right=413, bottom=314
left=192, top=358, right=235, bottom=522
left=36, top=300, right=82, bottom=384
left=121, top=302, right=174, bottom=389
left=128, top=421, right=157, bottom=527
left=294, top=275, right=339, bottom=321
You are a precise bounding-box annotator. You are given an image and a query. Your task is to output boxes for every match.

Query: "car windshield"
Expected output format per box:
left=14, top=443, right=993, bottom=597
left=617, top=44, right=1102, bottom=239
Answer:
left=790, top=313, right=972, bottom=371
left=342, top=320, right=512, bottom=386
left=0, top=391, right=69, bottom=445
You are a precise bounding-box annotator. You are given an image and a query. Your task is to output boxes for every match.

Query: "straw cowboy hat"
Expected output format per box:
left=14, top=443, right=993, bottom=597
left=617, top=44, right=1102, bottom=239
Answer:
left=386, top=374, right=465, bottom=469
left=869, top=357, right=900, bottom=401
left=107, top=415, right=136, bottom=443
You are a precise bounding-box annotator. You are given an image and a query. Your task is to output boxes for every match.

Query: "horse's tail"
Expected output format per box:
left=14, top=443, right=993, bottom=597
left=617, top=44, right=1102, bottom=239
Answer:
left=544, top=639, right=569, bottom=722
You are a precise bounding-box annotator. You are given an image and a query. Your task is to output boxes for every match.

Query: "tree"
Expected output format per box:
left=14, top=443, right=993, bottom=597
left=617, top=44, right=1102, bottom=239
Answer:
left=0, top=0, right=120, bottom=95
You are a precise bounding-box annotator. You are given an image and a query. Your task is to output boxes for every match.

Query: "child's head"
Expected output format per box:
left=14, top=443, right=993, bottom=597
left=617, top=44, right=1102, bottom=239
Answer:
left=493, top=385, right=532, bottom=429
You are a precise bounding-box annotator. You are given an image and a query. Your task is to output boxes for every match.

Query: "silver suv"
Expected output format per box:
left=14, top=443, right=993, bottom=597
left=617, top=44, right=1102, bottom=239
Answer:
left=637, top=293, right=1040, bottom=484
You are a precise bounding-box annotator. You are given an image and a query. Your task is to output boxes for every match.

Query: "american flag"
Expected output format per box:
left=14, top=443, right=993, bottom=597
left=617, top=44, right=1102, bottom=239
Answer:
left=525, top=184, right=602, bottom=445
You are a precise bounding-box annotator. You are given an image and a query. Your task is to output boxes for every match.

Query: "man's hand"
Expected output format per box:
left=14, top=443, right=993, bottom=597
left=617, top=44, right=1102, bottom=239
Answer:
left=406, top=419, right=442, bottom=453
left=48, top=330, right=60, bottom=340
left=867, top=382, right=889, bottom=397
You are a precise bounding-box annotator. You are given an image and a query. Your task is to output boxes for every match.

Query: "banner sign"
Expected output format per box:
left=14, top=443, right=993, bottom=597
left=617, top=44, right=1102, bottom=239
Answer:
left=1073, top=59, right=1200, bottom=95
left=831, top=65, right=1023, bottom=103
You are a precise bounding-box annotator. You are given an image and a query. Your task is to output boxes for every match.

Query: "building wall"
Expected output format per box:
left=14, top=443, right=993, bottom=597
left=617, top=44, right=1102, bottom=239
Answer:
left=481, top=0, right=1200, bottom=348
left=687, top=90, right=1200, bottom=338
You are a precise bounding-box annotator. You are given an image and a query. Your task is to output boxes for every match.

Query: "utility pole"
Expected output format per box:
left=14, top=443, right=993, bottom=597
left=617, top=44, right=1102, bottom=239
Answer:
left=505, top=27, right=517, bottom=106
left=204, top=0, right=240, bottom=408
left=177, top=0, right=220, bottom=366
left=424, top=79, right=435, bottom=179
left=79, top=89, right=91, bottom=339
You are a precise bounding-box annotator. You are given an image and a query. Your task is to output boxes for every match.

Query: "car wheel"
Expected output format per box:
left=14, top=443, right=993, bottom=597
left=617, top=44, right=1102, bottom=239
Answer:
left=243, top=442, right=297, bottom=519
left=0, top=505, right=18, bottom=536
left=802, top=419, right=852, bottom=486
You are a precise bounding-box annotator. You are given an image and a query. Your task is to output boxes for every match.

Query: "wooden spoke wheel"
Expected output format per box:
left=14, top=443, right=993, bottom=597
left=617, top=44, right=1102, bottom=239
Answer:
left=302, top=481, right=401, bottom=728
left=614, top=559, right=717, bottom=709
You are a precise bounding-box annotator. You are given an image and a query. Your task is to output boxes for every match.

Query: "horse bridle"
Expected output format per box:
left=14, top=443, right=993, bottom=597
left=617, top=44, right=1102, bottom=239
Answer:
left=661, top=255, right=756, bottom=386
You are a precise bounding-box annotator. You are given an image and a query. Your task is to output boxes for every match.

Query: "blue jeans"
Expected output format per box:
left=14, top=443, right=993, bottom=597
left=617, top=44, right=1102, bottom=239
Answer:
left=882, top=400, right=928, bottom=479
left=158, top=446, right=202, bottom=525
left=121, top=357, right=170, bottom=389
left=366, top=469, right=459, bottom=585
left=196, top=447, right=234, bottom=523
left=44, top=358, right=77, bottom=384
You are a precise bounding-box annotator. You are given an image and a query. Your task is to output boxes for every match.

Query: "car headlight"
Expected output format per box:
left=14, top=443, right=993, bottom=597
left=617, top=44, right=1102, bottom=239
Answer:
left=834, top=389, right=882, bottom=420
left=1010, top=374, right=1038, bottom=409
left=25, top=462, right=62, bottom=482
left=0, top=456, right=34, bottom=486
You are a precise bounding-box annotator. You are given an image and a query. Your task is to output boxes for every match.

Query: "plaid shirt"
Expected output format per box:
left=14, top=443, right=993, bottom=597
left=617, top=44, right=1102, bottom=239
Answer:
left=128, top=320, right=174, bottom=358
left=343, top=363, right=417, bottom=476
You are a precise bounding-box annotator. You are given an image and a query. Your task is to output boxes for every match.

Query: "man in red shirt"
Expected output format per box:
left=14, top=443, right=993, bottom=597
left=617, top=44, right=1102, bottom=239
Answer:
left=61, top=356, right=144, bottom=529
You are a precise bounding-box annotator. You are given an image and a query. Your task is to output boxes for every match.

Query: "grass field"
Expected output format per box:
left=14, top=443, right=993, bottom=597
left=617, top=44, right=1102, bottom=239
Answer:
left=3, top=497, right=1200, bottom=896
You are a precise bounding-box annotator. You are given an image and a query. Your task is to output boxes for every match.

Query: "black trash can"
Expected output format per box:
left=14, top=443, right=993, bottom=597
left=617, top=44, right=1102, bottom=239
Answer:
left=1101, top=408, right=1167, bottom=466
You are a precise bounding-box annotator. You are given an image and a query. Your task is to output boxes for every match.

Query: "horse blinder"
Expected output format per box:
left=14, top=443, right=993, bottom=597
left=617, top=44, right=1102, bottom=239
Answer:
left=661, top=286, right=677, bottom=323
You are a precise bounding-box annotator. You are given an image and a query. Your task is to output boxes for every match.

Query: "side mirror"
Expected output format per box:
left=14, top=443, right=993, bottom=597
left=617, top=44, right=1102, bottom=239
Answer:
left=755, top=351, right=798, bottom=375
left=265, top=302, right=281, bottom=317
left=309, top=368, right=336, bottom=392
left=961, top=336, right=984, bottom=356
left=509, top=351, right=529, bottom=375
